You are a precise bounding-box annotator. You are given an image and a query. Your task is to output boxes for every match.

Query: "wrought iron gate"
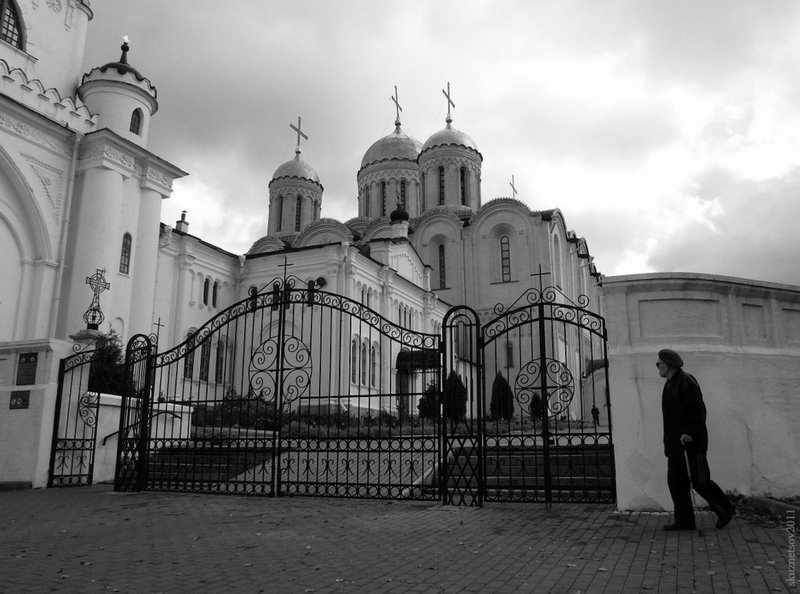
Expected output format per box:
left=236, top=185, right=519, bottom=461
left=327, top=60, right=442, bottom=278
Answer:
left=441, top=286, right=615, bottom=506
left=114, top=275, right=442, bottom=500
left=48, top=346, right=101, bottom=486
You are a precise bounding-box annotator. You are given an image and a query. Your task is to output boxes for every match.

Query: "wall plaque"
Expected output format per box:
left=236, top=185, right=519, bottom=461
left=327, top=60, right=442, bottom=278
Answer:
left=16, top=352, right=38, bottom=385
left=10, top=390, right=30, bottom=410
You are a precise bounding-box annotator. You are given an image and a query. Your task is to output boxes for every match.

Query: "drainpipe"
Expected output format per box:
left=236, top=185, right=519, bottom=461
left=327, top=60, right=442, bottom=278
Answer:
left=49, top=129, right=83, bottom=337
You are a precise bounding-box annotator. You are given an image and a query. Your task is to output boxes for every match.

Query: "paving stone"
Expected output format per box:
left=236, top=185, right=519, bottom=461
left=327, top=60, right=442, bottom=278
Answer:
left=0, top=486, right=794, bottom=593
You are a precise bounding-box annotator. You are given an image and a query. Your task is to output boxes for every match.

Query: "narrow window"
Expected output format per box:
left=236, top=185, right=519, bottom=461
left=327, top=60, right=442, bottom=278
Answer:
left=438, top=244, right=446, bottom=289
left=505, top=341, right=514, bottom=368
left=360, top=342, right=368, bottom=385
left=438, top=167, right=445, bottom=205
left=400, top=180, right=407, bottom=210
left=460, top=167, right=467, bottom=205
left=500, top=236, right=511, bottom=282
left=381, top=182, right=387, bottom=216
left=351, top=339, right=359, bottom=383
left=119, top=233, right=132, bottom=274
left=199, top=340, right=211, bottom=381
left=421, top=172, right=426, bottom=211
left=276, top=195, right=284, bottom=230
left=553, top=235, right=563, bottom=288
left=370, top=343, right=378, bottom=387
left=364, top=187, right=370, bottom=217
left=212, top=281, right=219, bottom=308
left=203, top=278, right=210, bottom=306
left=0, top=0, right=23, bottom=49
left=214, top=341, right=225, bottom=384
left=129, top=108, right=143, bottom=135
left=295, top=196, right=302, bottom=232
left=183, top=332, right=195, bottom=379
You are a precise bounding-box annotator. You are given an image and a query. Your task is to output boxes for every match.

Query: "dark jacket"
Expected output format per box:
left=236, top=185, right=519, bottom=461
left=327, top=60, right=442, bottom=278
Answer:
left=661, top=369, right=709, bottom=456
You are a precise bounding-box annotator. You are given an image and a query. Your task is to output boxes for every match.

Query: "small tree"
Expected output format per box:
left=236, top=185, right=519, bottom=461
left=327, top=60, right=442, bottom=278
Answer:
left=528, top=391, right=544, bottom=422
left=88, top=330, right=127, bottom=395
left=489, top=372, right=514, bottom=421
left=417, top=382, right=439, bottom=419
left=442, top=370, right=467, bottom=422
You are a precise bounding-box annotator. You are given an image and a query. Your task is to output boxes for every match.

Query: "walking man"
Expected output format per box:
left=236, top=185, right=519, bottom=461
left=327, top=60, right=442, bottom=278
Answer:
left=658, top=348, right=735, bottom=531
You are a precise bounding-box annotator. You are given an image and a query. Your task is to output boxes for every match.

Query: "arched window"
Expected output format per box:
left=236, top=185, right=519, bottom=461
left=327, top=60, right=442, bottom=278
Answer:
left=460, top=167, right=468, bottom=205
left=438, top=167, right=445, bottom=205
left=400, top=180, right=407, bottom=209
left=212, top=281, right=219, bottom=308
left=370, top=343, right=378, bottom=387
left=500, top=236, right=511, bottom=282
left=351, top=338, right=359, bottom=383
left=0, top=0, right=23, bottom=50
left=360, top=342, right=368, bottom=385
left=421, top=172, right=426, bottom=211
left=380, top=182, right=387, bottom=216
left=129, top=108, right=143, bottom=135
left=199, top=340, right=211, bottom=381
left=364, top=187, right=370, bottom=217
left=438, top=244, right=446, bottom=289
left=183, top=331, right=196, bottom=379
left=276, top=195, right=284, bottom=230
left=214, top=340, right=225, bottom=384
left=295, top=196, right=302, bottom=231
left=203, top=278, right=210, bottom=305
left=119, top=233, right=132, bottom=274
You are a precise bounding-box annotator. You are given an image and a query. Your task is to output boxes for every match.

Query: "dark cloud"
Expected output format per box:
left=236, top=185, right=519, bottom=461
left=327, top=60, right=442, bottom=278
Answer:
left=648, top=167, right=800, bottom=285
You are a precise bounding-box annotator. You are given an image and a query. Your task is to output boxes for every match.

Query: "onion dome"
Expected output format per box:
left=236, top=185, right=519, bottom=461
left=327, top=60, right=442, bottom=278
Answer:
left=389, top=203, right=410, bottom=223
left=272, top=148, right=321, bottom=184
left=360, top=121, right=422, bottom=170
left=421, top=115, right=479, bottom=154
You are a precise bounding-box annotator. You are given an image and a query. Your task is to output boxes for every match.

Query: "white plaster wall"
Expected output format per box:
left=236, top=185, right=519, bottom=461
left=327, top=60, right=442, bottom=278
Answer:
left=604, top=273, right=800, bottom=510
left=0, top=339, right=73, bottom=487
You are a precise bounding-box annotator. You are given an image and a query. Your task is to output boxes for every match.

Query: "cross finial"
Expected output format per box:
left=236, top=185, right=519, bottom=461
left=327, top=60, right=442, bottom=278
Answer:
left=509, top=175, right=518, bottom=199
left=289, top=116, right=308, bottom=154
left=390, top=85, right=403, bottom=126
left=442, top=81, right=455, bottom=123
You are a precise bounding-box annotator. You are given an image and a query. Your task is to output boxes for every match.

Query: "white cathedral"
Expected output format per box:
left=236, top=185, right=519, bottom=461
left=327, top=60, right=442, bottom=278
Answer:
left=3, top=2, right=799, bottom=507
left=0, top=2, right=601, bottom=390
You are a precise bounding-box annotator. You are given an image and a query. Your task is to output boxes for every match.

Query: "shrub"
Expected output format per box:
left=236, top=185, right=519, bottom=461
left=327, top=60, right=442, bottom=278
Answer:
left=489, top=371, right=514, bottom=421
left=417, top=382, right=439, bottom=419
left=88, top=329, right=126, bottom=395
left=442, top=370, right=467, bottom=422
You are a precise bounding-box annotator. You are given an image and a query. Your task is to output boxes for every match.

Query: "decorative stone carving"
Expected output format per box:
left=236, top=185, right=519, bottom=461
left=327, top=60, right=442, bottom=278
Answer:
left=23, top=154, right=65, bottom=222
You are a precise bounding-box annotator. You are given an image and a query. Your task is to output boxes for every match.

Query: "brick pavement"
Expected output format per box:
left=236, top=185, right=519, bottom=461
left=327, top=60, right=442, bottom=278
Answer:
left=0, top=485, right=794, bottom=593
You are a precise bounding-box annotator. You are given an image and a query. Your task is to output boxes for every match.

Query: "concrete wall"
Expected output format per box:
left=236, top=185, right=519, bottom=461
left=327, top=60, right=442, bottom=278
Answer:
left=604, top=273, right=800, bottom=510
left=0, top=339, right=73, bottom=488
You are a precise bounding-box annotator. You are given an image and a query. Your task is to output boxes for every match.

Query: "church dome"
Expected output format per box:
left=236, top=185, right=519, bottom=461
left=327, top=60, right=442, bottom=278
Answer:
left=272, top=149, right=320, bottom=184
left=421, top=119, right=478, bottom=153
left=360, top=123, right=422, bottom=169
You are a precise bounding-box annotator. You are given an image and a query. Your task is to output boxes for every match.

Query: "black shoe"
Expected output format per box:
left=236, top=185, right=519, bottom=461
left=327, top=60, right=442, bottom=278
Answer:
left=664, top=523, right=696, bottom=531
left=716, top=510, right=733, bottom=529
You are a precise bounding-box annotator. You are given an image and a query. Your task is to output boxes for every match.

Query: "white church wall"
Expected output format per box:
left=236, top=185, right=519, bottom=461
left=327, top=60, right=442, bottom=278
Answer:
left=604, top=272, right=800, bottom=510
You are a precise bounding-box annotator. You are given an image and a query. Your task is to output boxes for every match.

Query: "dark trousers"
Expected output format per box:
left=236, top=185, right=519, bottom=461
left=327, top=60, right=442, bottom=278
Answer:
left=667, top=452, right=731, bottom=526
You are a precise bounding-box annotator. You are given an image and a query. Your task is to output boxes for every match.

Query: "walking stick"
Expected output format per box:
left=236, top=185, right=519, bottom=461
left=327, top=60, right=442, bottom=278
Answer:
left=683, top=446, right=703, bottom=536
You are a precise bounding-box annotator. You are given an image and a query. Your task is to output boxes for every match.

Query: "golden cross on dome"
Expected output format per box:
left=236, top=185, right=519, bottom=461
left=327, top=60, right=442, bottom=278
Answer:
left=289, top=116, right=308, bottom=151
left=442, top=81, right=455, bottom=121
left=391, top=85, right=403, bottom=124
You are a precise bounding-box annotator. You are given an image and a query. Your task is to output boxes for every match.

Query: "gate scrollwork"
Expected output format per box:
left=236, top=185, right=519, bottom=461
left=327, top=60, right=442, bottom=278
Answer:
left=514, top=358, right=575, bottom=418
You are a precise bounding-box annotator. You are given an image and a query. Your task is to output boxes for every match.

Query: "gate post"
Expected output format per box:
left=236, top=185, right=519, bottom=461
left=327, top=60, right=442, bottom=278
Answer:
left=537, top=302, right=553, bottom=507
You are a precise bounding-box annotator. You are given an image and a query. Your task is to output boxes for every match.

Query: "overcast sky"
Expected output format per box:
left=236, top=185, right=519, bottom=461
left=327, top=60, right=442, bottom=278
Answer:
left=82, top=1, right=800, bottom=285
